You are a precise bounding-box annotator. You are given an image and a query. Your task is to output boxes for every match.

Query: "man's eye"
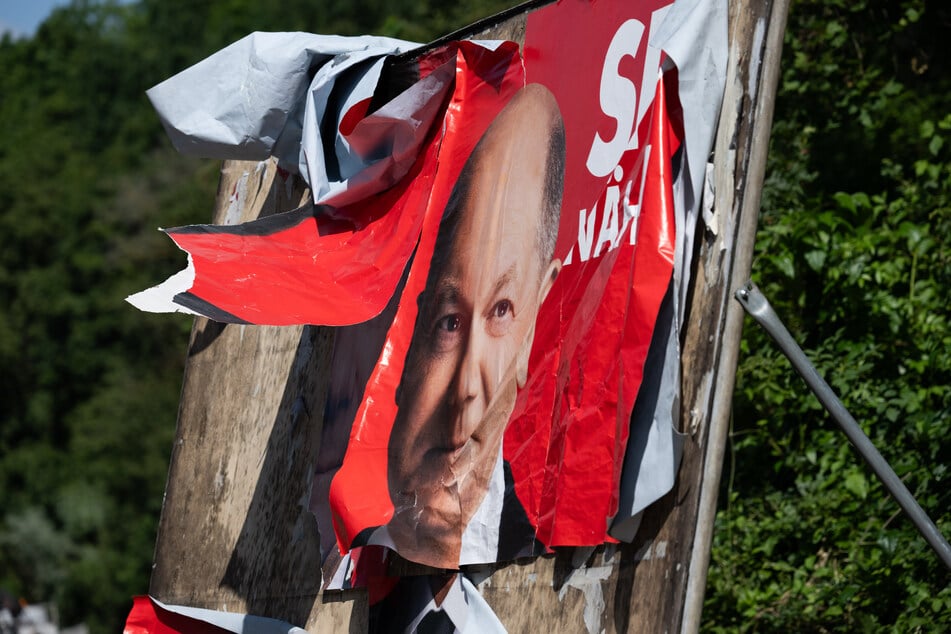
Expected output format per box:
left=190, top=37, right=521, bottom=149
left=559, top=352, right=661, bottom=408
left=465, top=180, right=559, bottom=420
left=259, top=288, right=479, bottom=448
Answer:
left=492, top=300, right=513, bottom=319
left=486, top=300, right=514, bottom=338
left=436, top=314, right=462, bottom=332
left=432, top=313, right=463, bottom=353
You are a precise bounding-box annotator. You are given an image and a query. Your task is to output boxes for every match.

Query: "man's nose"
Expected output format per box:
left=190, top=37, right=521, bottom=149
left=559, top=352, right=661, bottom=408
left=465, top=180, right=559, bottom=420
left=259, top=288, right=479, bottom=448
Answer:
left=452, top=328, right=486, bottom=445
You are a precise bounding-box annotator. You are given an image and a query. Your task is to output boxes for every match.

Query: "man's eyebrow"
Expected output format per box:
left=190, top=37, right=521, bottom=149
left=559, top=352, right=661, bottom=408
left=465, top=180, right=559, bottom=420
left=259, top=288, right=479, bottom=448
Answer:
left=490, top=265, right=517, bottom=298
left=434, top=279, right=462, bottom=307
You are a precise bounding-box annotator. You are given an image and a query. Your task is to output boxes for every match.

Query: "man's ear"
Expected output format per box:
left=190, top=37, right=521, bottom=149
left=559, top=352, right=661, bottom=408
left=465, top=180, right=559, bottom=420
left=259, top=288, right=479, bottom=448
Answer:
left=537, top=258, right=562, bottom=306
left=516, top=259, right=562, bottom=387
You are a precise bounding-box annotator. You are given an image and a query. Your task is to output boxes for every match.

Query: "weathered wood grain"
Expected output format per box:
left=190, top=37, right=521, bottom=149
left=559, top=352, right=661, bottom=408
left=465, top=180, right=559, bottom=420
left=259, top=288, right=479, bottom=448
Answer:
left=148, top=161, right=368, bottom=629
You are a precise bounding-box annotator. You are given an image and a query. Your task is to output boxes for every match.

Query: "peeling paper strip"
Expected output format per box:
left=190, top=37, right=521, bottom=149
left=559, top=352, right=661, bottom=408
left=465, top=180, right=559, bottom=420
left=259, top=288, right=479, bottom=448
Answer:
left=123, top=596, right=308, bottom=634
left=609, top=0, right=727, bottom=540
left=126, top=257, right=199, bottom=317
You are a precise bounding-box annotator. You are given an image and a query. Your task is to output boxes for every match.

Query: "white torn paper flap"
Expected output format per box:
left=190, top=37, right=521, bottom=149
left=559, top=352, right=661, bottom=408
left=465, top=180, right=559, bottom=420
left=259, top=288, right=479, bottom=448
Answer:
left=146, top=31, right=449, bottom=204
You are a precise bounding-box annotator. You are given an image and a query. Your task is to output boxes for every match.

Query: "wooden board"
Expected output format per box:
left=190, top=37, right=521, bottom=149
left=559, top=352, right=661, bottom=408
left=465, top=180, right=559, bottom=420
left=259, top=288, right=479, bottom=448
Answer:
left=148, top=0, right=791, bottom=630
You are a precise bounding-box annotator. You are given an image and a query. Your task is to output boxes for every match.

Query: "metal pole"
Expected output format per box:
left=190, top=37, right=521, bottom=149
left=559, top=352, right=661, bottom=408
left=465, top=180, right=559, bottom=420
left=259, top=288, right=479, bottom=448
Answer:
left=735, top=281, right=951, bottom=571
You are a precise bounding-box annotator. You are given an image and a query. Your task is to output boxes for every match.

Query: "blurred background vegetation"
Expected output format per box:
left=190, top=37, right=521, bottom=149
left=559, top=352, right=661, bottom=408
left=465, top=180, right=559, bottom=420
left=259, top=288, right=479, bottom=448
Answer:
left=0, top=0, right=946, bottom=631
left=705, top=0, right=950, bottom=631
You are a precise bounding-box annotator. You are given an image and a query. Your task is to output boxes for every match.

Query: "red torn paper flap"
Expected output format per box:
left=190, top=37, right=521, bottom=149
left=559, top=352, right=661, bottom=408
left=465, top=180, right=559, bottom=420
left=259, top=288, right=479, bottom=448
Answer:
left=124, top=596, right=306, bottom=634
left=158, top=130, right=440, bottom=326
left=124, top=596, right=227, bottom=634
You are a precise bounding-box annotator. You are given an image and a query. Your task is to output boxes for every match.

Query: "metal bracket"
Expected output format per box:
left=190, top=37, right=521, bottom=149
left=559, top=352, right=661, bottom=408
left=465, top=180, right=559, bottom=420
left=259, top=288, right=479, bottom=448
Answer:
left=735, top=281, right=951, bottom=571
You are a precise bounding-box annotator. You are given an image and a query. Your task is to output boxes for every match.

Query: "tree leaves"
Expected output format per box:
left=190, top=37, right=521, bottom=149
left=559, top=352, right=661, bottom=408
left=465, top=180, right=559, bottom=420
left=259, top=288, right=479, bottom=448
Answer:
left=705, top=0, right=951, bottom=630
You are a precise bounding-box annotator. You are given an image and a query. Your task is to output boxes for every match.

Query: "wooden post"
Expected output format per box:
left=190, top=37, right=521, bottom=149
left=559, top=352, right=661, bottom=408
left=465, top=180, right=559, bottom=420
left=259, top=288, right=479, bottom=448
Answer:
left=148, top=0, right=790, bottom=630
left=680, top=0, right=791, bottom=628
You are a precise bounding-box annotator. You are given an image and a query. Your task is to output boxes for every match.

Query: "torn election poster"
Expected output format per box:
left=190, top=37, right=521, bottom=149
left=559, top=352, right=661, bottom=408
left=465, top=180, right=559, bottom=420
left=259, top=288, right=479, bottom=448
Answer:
left=130, top=0, right=727, bottom=573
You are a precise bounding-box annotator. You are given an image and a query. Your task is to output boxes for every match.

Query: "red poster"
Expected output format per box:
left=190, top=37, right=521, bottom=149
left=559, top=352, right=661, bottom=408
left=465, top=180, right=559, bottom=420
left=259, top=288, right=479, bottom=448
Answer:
left=326, top=1, right=681, bottom=568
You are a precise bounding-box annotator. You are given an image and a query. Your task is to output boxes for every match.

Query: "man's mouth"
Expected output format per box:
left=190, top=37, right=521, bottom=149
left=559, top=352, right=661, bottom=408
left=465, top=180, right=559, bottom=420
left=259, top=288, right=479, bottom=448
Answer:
left=449, top=438, right=483, bottom=475
left=425, top=435, right=472, bottom=463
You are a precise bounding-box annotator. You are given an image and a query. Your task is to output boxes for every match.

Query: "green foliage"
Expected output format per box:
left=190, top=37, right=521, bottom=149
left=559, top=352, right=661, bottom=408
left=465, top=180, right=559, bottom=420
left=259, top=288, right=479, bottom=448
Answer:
left=705, top=0, right=951, bottom=630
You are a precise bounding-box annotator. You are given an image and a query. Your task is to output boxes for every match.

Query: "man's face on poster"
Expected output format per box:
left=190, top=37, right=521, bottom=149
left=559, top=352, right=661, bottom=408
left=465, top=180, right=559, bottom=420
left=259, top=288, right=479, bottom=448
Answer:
left=386, top=85, right=564, bottom=566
